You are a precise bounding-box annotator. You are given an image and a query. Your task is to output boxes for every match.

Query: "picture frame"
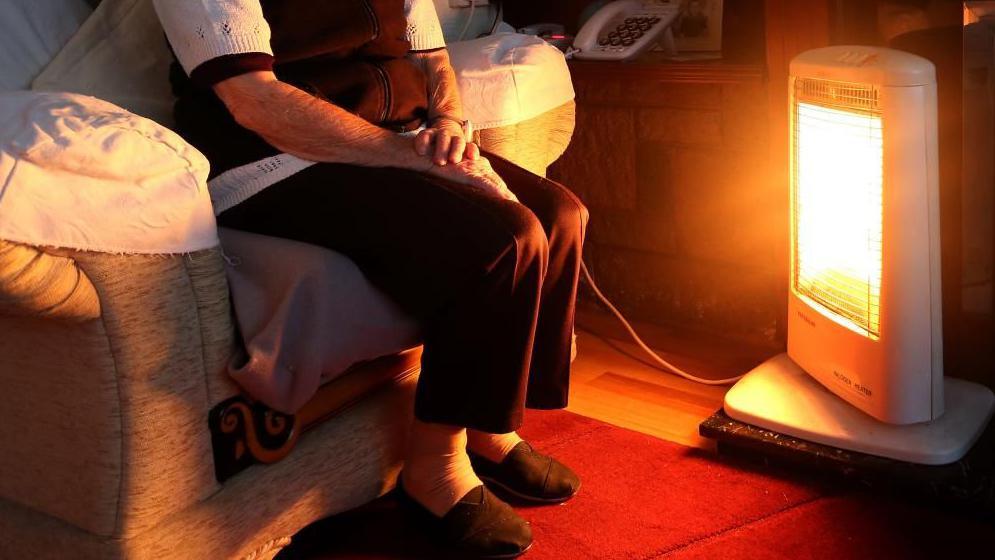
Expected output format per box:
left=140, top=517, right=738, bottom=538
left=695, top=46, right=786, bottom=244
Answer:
left=673, top=0, right=724, bottom=53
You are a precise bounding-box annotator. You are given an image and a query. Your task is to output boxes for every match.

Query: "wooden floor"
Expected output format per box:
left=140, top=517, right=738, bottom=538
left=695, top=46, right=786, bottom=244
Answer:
left=567, top=311, right=778, bottom=450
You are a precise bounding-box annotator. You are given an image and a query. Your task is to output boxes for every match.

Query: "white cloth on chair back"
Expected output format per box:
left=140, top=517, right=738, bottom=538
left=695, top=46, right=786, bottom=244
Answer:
left=0, top=0, right=92, bottom=92
left=31, top=0, right=176, bottom=125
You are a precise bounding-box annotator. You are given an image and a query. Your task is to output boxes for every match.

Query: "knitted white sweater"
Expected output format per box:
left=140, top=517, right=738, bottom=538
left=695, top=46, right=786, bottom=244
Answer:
left=152, top=0, right=446, bottom=213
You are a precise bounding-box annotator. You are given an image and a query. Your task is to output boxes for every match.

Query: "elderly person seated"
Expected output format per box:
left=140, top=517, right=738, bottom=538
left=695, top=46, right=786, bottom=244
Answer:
left=153, top=1, right=588, bottom=557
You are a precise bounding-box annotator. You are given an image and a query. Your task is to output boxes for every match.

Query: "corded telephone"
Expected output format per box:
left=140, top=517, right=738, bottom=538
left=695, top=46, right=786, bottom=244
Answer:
left=571, top=0, right=681, bottom=61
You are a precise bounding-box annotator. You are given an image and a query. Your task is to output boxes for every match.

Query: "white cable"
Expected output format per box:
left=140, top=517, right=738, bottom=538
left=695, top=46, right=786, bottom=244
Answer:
left=580, top=261, right=744, bottom=386
left=490, top=1, right=503, bottom=35
left=457, top=2, right=477, bottom=41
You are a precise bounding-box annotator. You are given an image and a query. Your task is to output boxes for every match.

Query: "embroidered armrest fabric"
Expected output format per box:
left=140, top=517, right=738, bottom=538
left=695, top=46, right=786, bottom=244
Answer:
left=0, top=242, right=235, bottom=538
left=0, top=242, right=99, bottom=321
left=478, top=100, right=577, bottom=177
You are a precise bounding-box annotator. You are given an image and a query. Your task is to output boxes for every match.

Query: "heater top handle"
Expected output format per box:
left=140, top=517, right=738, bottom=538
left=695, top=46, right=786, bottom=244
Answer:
left=790, top=46, right=935, bottom=87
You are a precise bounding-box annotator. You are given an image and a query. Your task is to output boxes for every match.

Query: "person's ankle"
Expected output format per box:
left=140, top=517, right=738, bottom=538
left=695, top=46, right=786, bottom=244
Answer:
left=403, top=422, right=482, bottom=517
left=467, top=430, right=524, bottom=463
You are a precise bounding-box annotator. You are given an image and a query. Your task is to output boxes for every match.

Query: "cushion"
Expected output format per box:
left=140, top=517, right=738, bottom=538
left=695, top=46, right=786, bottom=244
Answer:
left=219, top=227, right=421, bottom=413
left=448, top=34, right=576, bottom=130
left=0, top=0, right=92, bottom=91
left=0, top=91, right=217, bottom=254
left=31, top=0, right=176, bottom=124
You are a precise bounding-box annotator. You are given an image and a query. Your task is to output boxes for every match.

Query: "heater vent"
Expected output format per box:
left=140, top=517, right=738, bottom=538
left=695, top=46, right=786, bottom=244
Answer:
left=796, top=78, right=879, bottom=112
left=792, top=79, right=883, bottom=338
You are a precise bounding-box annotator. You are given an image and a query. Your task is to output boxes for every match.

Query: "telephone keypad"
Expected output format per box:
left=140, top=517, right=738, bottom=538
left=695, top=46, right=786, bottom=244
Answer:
left=587, top=6, right=679, bottom=59
left=600, top=14, right=663, bottom=42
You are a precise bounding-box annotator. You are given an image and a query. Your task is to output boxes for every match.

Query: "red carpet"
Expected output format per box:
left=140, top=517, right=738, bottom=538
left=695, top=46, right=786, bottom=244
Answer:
left=280, top=410, right=995, bottom=559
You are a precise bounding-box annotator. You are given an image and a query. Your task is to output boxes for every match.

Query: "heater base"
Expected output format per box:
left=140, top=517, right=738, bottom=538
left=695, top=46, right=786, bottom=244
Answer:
left=723, top=354, right=995, bottom=465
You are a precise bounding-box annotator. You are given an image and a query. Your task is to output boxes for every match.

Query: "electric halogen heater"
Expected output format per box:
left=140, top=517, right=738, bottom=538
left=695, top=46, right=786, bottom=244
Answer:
left=724, top=46, right=995, bottom=465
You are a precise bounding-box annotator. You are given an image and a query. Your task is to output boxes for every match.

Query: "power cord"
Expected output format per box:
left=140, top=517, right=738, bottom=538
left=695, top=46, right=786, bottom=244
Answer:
left=456, top=0, right=736, bottom=386
left=580, top=261, right=745, bottom=386
left=487, top=0, right=504, bottom=36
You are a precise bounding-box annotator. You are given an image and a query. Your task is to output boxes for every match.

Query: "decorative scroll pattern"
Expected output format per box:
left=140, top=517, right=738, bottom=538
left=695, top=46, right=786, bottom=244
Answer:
left=207, top=348, right=423, bottom=483
left=209, top=397, right=301, bottom=483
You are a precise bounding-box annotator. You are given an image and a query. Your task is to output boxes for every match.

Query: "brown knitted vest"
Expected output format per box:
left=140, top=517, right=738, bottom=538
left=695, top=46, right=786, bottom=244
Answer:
left=171, top=0, right=430, bottom=177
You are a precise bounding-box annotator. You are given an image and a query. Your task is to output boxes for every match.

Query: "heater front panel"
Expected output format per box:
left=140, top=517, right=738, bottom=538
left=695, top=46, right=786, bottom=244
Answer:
left=787, top=76, right=942, bottom=425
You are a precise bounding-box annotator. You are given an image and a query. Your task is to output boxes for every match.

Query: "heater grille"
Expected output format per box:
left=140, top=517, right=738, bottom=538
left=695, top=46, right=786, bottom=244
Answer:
left=792, top=78, right=883, bottom=338
left=796, top=78, right=880, bottom=112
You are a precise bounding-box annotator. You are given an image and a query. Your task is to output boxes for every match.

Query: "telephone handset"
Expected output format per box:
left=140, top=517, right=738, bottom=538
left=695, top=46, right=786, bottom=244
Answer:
left=572, top=0, right=681, bottom=61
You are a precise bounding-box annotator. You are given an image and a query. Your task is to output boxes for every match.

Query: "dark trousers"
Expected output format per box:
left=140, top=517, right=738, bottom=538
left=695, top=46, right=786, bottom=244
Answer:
left=217, top=155, right=589, bottom=433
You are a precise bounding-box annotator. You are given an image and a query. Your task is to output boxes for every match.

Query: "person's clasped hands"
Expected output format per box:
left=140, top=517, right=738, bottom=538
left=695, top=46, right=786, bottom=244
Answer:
left=414, top=116, right=519, bottom=203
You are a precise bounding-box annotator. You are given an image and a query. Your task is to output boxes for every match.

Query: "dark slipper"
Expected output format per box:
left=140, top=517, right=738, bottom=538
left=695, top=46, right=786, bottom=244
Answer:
left=469, top=442, right=581, bottom=504
left=396, top=479, right=533, bottom=559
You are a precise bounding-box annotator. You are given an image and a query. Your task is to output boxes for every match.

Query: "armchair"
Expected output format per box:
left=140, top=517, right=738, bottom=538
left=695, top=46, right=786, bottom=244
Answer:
left=0, top=102, right=575, bottom=559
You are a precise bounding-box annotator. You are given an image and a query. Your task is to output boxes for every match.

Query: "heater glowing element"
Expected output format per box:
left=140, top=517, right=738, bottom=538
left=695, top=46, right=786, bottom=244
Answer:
left=793, top=98, right=883, bottom=338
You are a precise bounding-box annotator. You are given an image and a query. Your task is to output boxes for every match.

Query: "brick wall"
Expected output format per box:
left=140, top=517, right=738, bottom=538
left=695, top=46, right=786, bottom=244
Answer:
left=552, top=71, right=786, bottom=348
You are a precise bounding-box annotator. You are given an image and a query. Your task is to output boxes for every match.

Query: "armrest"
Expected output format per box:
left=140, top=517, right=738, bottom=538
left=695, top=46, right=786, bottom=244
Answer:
left=448, top=35, right=577, bottom=175
left=0, top=241, right=99, bottom=321
left=0, top=242, right=235, bottom=539
left=449, top=34, right=575, bottom=133
left=478, top=100, right=577, bottom=176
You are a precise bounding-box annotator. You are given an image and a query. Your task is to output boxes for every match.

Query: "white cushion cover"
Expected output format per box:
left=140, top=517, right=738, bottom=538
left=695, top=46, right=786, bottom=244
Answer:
left=448, top=34, right=576, bottom=130
left=0, top=91, right=217, bottom=254
left=0, top=0, right=92, bottom=91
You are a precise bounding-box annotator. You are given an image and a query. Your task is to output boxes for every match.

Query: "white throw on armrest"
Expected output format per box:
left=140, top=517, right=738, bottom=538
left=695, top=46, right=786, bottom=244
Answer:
left=447, top=34, right=576, bottom=130
left=0, top=91, right=217, bottom=254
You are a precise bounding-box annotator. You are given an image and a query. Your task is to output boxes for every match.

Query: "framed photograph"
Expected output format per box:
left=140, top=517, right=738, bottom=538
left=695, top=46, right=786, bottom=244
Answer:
left=673, top=0, right=723, bottom=53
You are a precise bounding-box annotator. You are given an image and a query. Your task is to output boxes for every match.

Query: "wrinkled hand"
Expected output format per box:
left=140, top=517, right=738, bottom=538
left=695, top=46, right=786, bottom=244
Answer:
left=414, top=120, right=479, bottom=166
left=425, top=155, right=519, bottom=202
